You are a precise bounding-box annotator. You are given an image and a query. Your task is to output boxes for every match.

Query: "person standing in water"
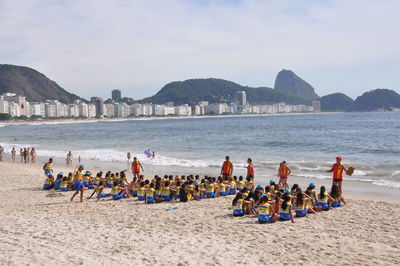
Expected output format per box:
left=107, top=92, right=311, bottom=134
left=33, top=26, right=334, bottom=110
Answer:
left=131, top=157, right=144, bottom=179
left=220, top=156, right=233, bottom=180
left=127, top=152, right=132, bottom=170
left=278, top=161, right=291, bottom=189
left=23, top=148, right=28, bottom=163
left=326, top=156, right=348, bottom=196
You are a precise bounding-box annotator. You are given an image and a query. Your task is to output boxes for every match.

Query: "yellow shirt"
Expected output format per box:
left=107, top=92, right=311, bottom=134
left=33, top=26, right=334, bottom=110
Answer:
left=258, top=203, right=271, bottom=215
left=146, top=188, right=155, bottom=198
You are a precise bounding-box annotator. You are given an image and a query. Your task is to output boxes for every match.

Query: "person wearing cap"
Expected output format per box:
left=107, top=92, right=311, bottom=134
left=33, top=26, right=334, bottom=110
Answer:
left=278, top=161, right=291, bottom=190
left=71, top=165, right=86, bottom=203
left=220, top=156, right=233, bottom=179
left=326, top=156, right=348, bottom=195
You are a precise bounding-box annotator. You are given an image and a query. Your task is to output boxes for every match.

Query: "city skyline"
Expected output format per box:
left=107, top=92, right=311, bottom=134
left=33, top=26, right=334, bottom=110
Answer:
left=1, top=1, right=399, bottom=100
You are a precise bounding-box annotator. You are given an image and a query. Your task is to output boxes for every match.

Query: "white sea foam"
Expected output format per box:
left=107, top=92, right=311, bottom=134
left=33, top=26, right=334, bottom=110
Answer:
left=372, top=180, right=400, bottom=189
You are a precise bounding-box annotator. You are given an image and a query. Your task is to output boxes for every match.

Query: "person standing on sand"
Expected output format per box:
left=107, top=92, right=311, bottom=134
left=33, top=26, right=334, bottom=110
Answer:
left=127, top=152, right=132, bottom=170
left=11, top=147, right=16, bottom=162
left=23, top=148, right=28, bottom=163
left=26, top=148, right=31, bottom=162
left=131, top=157, right=144, bottom=179
left=244, top=158, right=255, bottom=180
left=20, top=148, right=24, bottom=162
left=278, top=161, right=291, bottom=189
left=71, top=165, right=85, bottom=203
left=220, top=156, right=233, bottom=180
left=66, top=151, right=73, bottom=166
left=0, top=145, right=4, bottom=161
left=326, top=156, right=348, bottom=196
left=30, top=148, right=36, bottom=163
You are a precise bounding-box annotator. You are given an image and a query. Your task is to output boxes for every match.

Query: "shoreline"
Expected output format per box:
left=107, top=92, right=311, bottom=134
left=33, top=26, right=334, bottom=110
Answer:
left=0, top=111, right=341, bottom=127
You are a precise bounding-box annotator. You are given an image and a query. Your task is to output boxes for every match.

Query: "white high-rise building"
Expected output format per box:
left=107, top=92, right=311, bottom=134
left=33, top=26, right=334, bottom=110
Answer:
left=0, top=100, right=9, bottom=114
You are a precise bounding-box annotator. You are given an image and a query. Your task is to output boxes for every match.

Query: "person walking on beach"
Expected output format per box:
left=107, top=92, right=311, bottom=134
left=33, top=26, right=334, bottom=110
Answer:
left=278, top=161, right=291, bottom=189
left=11, top=147, right=16, bottom=162
left=23, top=148, right=28, bottom=163
left=20, top=148, right=24, bottom=162
left=66, top=151, right=73, bottom=166
left=30, top=148, right=36, bottom=163
left=26, top=148, right=31, bottom=162
left=326, top=156, right=348, bottom=196
left=127, top=152, right=132, bottom=170
left=0, top=145, right=4, bottom=162
left=244, top=158, right=255, bottom=180
left=131, top=157, right=144, bottom=179
left=221, top=156, right=233, bottom=179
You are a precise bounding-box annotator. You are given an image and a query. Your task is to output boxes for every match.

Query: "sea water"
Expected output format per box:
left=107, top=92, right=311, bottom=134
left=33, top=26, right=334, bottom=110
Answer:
left=0, top=112, right=399, bottom=189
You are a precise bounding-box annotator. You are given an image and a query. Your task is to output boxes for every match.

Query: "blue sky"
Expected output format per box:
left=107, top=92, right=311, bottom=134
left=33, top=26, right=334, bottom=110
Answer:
left=0, top=0, right=399, bottom=100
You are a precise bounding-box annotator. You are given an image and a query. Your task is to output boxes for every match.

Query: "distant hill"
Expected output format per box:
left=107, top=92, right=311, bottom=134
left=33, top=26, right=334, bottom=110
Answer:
left=352, top=89, right=400, bottom=111
left=319, top=93, right=354, bottom=112
left=140, top=78, right=310, bottom=105
left=0, top=64, right=82, bottom=103
left=274, top=69, right=319, bottom=100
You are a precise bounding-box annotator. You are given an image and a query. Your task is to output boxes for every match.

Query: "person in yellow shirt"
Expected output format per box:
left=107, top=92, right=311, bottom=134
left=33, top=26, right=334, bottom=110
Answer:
left=232, top=193, right=244, bottom=216
left=137, top=181, right=146, bottom=201
left=145, top=183, right=156, bottom=203
left=237, top=176, right=245, bottom=192
left=206, top=180, right=215, bottom=198
left=71, top=165, right=86, bottom=203
left=258, top=196, right=279, bottom=223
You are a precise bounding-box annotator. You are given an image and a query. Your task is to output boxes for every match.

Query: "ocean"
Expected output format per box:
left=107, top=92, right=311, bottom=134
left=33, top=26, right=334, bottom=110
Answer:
left=0, top=112, right=399, bottom=190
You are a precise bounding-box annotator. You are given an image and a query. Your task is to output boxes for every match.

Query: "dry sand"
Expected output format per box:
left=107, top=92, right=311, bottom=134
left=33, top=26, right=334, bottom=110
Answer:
left=0, top=161, right=399, bottom=265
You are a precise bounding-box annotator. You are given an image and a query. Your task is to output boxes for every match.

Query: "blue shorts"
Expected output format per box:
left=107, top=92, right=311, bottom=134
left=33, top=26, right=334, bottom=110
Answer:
left=317, top=202, right=330, bottom=211
left=74, top=181, right=84, bottom=191
left=163, top=195, right=172, bottom=201
left=43, top=184, right=51, bottom=190
left=258, top=214, right=273, bottom=224
left=296, top=208, right=307, bottom=217
left=44, top=169, right=53, bottom=176
left=146, top=197, right=155, bottom=204
left=220, top=191, right=227, bottom=197
left=196, top=194, right=204, bottom=199
left=107, top=183, right=113, bottom=188
left=279, top=213, right=291, bottom=221
left=206, top=192, right=215, bottom=198
left=60, top=187, right=68, bottom=192
left=112, top=191, right=125, bottom=200
left=138, top=196, right=145, bottom=201
left=100, top=193, right=111, bottom=198
left=331, top=201, right=342, bottom=208
left=233, top=209, right=244, bottom=216
left=229, top=188, right=236, bottom=195
left=129, top=191, right=138, bottom=197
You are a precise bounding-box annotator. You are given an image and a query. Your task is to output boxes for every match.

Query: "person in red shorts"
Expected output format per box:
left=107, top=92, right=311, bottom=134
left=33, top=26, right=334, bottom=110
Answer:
left=326, top=156, right=348, bottom=195
left=131, top=157, right=144, bottom=179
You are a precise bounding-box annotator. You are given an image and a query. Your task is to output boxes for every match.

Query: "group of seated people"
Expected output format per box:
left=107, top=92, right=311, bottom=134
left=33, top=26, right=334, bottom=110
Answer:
left=43, top=169, right=257, bottom=202
left=43, top=169, right=346, bottom=220
left=232, top=181, right=346, bottom=224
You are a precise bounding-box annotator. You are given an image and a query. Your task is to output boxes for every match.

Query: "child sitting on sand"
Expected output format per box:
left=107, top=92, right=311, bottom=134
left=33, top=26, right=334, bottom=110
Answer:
left=43, top=175, right=54, bottom=190
left=329, top=184, right=346, bottom=207
left=316, top=186, right=334, bottom=211
left=258, top=196, right=279, bottom=224
left=279, top=194, right=295, bottom=223
left=232, top=192, right=244, bottom=216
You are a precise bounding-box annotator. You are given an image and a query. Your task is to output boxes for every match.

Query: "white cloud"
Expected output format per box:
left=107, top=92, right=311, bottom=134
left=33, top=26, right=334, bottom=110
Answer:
left=0, top=0, right=399, bottom=99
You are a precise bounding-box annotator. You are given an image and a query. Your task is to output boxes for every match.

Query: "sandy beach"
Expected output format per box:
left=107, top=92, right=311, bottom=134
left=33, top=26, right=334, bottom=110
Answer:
left=0, top=161, right=399, bottom=265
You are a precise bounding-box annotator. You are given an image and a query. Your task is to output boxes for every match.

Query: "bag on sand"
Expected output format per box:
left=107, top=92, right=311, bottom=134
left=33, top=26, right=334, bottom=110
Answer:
left=346, top=167, right=355, bottom=176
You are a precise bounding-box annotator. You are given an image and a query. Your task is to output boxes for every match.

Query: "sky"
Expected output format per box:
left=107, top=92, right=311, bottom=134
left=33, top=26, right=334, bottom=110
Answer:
left=0, top=0, right=399, bottom=100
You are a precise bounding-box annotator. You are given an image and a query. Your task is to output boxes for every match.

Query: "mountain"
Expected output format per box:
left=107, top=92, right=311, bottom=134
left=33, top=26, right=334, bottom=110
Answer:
left=319, top=93, right=354, bottom=112
left=0, top=64, right=82, bottom=103
left=140, top=78, right=310, bottom=105
left=274, top=69, right=319, bottom=100
left=352, top=89, right=400, bottom=111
